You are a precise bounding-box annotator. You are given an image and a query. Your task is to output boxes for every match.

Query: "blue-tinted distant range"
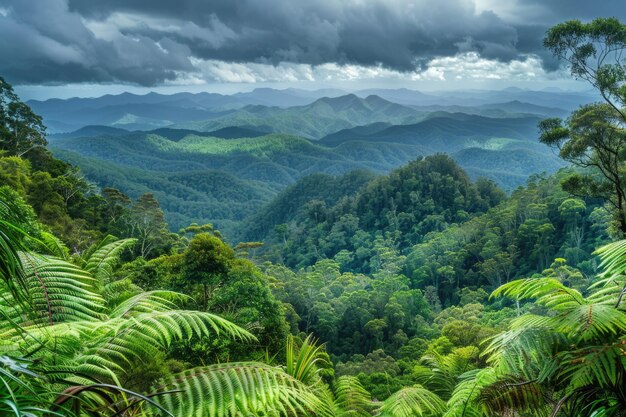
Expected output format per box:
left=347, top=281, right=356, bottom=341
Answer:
left=0, top=0, right=615, bottom=233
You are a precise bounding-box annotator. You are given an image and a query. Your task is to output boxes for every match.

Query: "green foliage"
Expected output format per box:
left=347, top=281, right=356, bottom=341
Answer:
left=0, top=76, right=46, bottom=157
left=0, top=202, right=334, bottom=416
left=333, top=376, right=374, bottom=417
left=259, top=155, right=503, bottom=270
left=377, top=385, right=446, bottom=417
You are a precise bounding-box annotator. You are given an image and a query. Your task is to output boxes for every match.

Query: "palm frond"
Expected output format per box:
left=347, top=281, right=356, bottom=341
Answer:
left=285, top=334, right=327, bottom=385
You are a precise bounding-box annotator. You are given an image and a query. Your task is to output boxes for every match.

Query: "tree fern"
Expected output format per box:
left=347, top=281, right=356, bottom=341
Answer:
left=0, top=253, right=106, bottom=329
left=481, top=239, right=626, bottom=415
left=35, top=231, right=70, bottom=260
left=0, top=197, right=26, bottom=294
left=492, top=278, right=584, bottom=310
left=477, top=377, right=547, bottom=417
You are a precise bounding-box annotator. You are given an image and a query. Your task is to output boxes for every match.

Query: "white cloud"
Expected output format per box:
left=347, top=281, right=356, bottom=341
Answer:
left=176, top=52, right=547, bottom=85
left=424, top=52, right=545, bottom=81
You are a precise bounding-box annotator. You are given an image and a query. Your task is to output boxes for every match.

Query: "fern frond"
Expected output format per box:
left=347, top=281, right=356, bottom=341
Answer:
left=482, top=321, right=563, bottom=381
left=595, top=240, right=626, bottom=278
left=77, top=310, right=254, bottom=379
left=13, top=252, right=105, bottom=326
left=549, top=304, right=626, bottom=342
left=84, top=237, right=137, bottom=281
left=559, top=339, right=626, bottom=389
left=35, top=231, right=70, bottom=260
left=444, top=368, right=498, bottom=417
left=477, top=376, right=547, bottom=416
left=378, top=385, right=446, bottom=417
left=415, top=348, right=478, bottom=400
left=81, top=235, right=119, bottom=264
left=333, top=376, right=373, bottom=417
left=108, top=290, right=188, bottom=318
left=153, top=362, right=333, bottom=417
left=492, top=278, right=584, bottom=310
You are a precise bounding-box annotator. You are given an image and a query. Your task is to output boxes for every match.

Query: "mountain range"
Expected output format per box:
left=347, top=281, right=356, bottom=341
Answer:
left=31, top=87, right=595, bottom=134
left=46, top=90, right=568, bottom=237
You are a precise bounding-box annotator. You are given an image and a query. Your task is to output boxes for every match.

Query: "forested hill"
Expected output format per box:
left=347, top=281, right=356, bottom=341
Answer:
left=48, top=110, right=564, bottom=234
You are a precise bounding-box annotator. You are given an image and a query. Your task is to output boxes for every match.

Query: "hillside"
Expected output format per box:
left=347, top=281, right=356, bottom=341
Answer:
left=320, top=113, right=542, bottom=147
left=176, top=94, right=427, bottom=139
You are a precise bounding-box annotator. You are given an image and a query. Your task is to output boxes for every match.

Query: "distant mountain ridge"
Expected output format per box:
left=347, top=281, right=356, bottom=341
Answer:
left=175, top=94, right=425, bottom=139
left=30, top=87, right=595, bottom=134
left=320, top=113, right=541, bottom=148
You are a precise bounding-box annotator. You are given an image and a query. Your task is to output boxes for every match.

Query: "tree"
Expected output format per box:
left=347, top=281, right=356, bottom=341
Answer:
left=0, top=77, right=46, bottom=157
left=183, top=232, right=235, bottom=309
left=126, top=193, right=171, bottom=258
left=540, top=18, right=626, bottom=235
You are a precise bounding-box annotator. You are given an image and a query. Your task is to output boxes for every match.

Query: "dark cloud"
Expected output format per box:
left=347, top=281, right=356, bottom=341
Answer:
left=1, top=0, right=626, bottom=86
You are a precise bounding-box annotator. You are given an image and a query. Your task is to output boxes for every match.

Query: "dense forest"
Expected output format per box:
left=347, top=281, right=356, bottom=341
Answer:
left=2, top=17, right=626, bottom=417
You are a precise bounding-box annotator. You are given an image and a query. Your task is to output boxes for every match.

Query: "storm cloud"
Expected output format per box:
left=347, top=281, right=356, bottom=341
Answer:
left=1, top=0, right=625, bottom=86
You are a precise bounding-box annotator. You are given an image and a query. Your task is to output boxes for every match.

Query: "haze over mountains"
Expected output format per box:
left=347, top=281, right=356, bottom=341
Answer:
left=31, top=87, right=591, bottom=134
left=39, top=87, right=588, bottom=236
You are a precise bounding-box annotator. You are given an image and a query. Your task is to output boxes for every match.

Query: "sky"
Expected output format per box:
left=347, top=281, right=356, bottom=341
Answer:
left=1, top=0, right=624, bottom=100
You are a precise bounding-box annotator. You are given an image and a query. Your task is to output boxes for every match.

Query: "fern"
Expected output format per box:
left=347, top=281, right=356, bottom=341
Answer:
left=378, top=385, right=446, bottom=417
left=333, top=376, right=374, bottom=417
left=35, top=231, right=71, bottom=260
left=444, top=369, right=497, bottom=417
left=153, top=362, right=332, bottom=417
left=2, top=253, right=106, bottom=328
left=414, top=347, right=478, bottom=400
left=559, top=340, right=626, bottom=388
left=477, top=377, right=547, bottom=416
left=84, top=237, right=137, bottom=281
left=492, top=278, right=584, bottom=310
